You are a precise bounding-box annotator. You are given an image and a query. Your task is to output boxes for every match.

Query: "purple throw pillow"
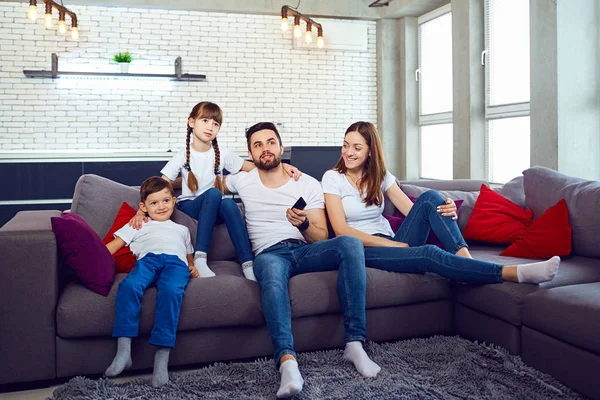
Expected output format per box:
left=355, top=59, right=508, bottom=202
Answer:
left=382, top=195, right=464, bottom=249
left=51, top=212, right=115, bottom=296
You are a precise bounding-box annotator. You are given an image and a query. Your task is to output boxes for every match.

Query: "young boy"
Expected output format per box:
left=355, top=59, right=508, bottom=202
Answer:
left=104, top=176, right=199, bottom=387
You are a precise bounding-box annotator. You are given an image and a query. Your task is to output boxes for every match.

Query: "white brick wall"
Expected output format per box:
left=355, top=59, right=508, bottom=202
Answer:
left=0, top=2, right=377, bottom=155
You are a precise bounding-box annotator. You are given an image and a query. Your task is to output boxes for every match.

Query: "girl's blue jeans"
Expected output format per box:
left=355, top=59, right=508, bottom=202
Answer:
left=178, top=188, right=253, bottom=264
left=364, top=190, right=503, bottom=284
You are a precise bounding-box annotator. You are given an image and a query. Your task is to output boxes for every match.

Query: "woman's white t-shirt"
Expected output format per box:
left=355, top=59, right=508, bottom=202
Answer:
left=161, top=146, right=244, bottom=202
left=321, top=169, right=396, bottom=237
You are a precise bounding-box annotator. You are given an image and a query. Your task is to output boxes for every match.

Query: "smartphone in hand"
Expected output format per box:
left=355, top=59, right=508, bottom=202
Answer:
left=292, top=197, right=307, bottom=210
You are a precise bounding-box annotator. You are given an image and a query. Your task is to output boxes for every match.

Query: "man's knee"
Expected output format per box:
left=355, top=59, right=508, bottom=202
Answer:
left=254, top=254, right=288, bottom=282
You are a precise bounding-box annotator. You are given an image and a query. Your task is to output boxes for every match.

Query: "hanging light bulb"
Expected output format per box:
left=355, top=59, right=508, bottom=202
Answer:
left=305, top=22, right=312, bottom=43
left=281, top=8, right=288, bottom=31
left=71, top=18, right=79, bottom=39
left=317, top=28, right=324, bottom=48
left=44, top=2, right=52, bottom=28
left=293, top=15, right=301, bottom=38
left=58, top=10, right=66, bottom=34
left=27, top=0, right=37, bottom=21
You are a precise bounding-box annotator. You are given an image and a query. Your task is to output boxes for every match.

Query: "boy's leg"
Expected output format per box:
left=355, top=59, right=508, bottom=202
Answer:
left=106, top=255, right=159, bottom=377
left=150, top=254, right=190, bottom=387
left=177, top=188, right=222, bottom=277
left=253, top=247, right=302, bottom=398
left=394, top=190, right=468, bottom=254
left=219, top=198, right=255, bottom=280
left=293, top=237, right=380, bottom=378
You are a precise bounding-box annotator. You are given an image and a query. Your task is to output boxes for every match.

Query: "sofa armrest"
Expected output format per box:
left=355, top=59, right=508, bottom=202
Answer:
left=0, top=210, right=62, bottom=384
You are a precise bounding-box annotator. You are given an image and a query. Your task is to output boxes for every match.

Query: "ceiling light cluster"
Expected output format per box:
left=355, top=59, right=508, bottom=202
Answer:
left=280, top=5, right=324, bottom=48
left=27, top=0, right=79, bottom=39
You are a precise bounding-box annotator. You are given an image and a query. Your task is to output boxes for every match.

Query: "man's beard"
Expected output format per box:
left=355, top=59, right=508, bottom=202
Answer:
left=255, top=152, right=281, bottom=171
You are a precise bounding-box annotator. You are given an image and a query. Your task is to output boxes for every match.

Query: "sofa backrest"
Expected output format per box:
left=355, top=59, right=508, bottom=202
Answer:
left=524, top=166, right=600, bottom=258
left=71, top=174, right=238, bottom=261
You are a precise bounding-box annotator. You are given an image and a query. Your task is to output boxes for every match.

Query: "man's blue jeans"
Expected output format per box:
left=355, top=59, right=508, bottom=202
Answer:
left=178, top=188, right=253, bottom=264
left=113, top=253, right=190, bottom=348
left=254, top=236, right=367, bottom=368
left=365, top=190, right=503, bottom=284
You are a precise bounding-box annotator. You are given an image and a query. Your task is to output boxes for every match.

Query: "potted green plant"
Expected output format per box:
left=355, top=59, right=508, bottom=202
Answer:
left=113, top=52, right=133, bottom=73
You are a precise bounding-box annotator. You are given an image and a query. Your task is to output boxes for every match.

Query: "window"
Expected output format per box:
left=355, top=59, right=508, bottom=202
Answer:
left=484, top=0, right=530, bottom=183
left=417, top=5, right=453, bottom=180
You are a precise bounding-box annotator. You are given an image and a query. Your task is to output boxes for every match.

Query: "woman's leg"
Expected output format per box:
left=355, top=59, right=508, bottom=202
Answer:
left=365, top=244, right=503, bottom=284
left=394, top=190, right=470, bottom=256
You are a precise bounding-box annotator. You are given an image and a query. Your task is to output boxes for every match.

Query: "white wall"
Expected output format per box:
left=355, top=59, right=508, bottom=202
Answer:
left=0, top=2, right=377, bottom=155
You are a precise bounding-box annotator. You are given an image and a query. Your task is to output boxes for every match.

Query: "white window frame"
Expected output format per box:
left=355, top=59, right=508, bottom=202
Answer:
left=417, top=4, right=453, bottom=179
left=483, top=0, right=530, bottom=183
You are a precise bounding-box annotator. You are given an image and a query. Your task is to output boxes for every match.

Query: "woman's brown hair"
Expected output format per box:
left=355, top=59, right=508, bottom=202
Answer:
left=333, top=121, right=387, bottom=207
left=185, top=101, right=225, bottom=193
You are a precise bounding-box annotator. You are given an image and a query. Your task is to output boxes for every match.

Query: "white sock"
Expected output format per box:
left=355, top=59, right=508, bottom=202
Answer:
left=344, top=341, right=381, bottom=378
left=151, top=347, right=170, bottom=388
left=105, top=337, right=132, bottom=377
left=241, top=261, right=256, bottom=281
left=277, top=360, right=304, bottom=398
left=194, top=252, right=215, bottom=278
left=517, top=256, right=561, bottom=284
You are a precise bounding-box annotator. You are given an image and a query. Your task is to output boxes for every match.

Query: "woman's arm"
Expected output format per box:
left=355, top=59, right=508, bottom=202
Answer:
left=384, top=182, right=414, bottom=217
left=324, top=193, right=408, bottom=248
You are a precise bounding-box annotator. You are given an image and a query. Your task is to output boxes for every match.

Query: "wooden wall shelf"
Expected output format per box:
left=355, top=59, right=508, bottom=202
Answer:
left=23, top=54, right=206, bottom=81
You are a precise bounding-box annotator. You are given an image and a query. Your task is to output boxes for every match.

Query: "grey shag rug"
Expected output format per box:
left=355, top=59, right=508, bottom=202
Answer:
left=48, top=336, right=586, bottom=400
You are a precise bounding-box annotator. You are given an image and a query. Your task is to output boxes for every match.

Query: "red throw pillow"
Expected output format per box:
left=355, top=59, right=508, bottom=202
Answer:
left=103, top=202, right=138, bottom=273
left=501, top=199, right=572, bottom=259
left=463, top=184, right=533, bottom=244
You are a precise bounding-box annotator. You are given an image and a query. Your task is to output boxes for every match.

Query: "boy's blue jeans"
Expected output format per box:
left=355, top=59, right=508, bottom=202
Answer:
left=365, top=190, right=503, bottom=284
left=178, top=188, right=253, bottom=264
left=112, top=253, right=190, bottom=348
left=253, top=236, right=367, bottom=368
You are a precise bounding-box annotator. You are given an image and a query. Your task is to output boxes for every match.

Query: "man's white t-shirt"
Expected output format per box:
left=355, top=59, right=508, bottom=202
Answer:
left=114, top=219, right=194, bottom=264
left=226, top=169, right=325, bottom=255
left=161, top=146, right=244, bottom=202
left=321, top=169, right=396, bottom=237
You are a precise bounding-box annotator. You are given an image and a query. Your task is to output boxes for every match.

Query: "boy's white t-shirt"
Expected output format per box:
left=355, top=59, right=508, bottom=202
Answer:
left=161, top=146, right=244, bottom=202
left=226, top=169, right=325, bottom=255
left=114, top=219, right=194, bottom=264
left=321, top=169, right=396, bottom=237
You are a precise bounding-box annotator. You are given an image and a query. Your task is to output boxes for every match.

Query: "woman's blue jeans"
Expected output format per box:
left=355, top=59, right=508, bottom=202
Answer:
left=365, top=190, right=503, bottom=284
left=253, top=236, right=367, bottom=368
left=177, top=188, right=253, bottom=264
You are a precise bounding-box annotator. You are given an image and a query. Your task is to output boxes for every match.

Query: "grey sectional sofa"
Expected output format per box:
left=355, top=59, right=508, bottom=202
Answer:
left=0, top=166, right=598, bottom=399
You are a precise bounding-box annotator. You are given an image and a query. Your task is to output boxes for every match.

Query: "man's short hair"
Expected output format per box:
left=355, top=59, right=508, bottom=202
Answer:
left=245, top=122, right=282, bottom=151
left=140, top=176, right=175, bottom=202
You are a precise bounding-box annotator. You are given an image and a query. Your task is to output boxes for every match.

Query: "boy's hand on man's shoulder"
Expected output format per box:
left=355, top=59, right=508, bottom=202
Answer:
left=189, top=265, right=200, bottom=279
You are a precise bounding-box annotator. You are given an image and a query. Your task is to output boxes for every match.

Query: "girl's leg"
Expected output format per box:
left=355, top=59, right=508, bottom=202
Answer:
left=219, top=198, right=256, bottom=280
left=365, top=244, right=503, bottom=284
left=177, top=188, right=222, bottom=277
left=394, top=190, right=469, bottom=256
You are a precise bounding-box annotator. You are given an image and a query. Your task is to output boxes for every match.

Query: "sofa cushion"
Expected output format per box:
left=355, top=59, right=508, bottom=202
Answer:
left=453, top=244, right=600, bottom=325
left=71, top=174, right=238, bottom=261
left=56, top=260, right=264, bottom=338
left=524, top=166, right=600, bottom=258
left=463, top=185, right=533, bottom=244
left=289, top=268, right=451, bottom=319
left=102, top=202, right=138, bottom=273
left=522, top=282, right=600, bottom=355
left=51, top=212, right=115, bottom=297
left=501, top=199, right=572, bottom=259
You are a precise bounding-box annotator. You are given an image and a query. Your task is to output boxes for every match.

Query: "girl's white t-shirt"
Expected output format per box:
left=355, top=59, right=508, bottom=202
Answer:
left=161, top=146, right=244, bottom=201
left=321, top=169, right=396, bottom=237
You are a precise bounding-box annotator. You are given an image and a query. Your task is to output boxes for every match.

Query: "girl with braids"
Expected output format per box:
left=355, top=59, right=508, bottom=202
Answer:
left=132, top=102, right=300, bottom=280
left=322, top=121, right=560, bottom=285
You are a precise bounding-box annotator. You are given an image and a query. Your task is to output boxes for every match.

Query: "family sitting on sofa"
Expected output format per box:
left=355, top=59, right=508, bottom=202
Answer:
left=102, top=101, right=561, bottom=398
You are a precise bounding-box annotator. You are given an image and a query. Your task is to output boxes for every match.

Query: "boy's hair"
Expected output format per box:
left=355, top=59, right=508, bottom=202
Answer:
left=140, top=176, right=175, bottom=202
left=245, top=122, right=282, bottom=151
left=185, top=101, right=225, bottom=194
